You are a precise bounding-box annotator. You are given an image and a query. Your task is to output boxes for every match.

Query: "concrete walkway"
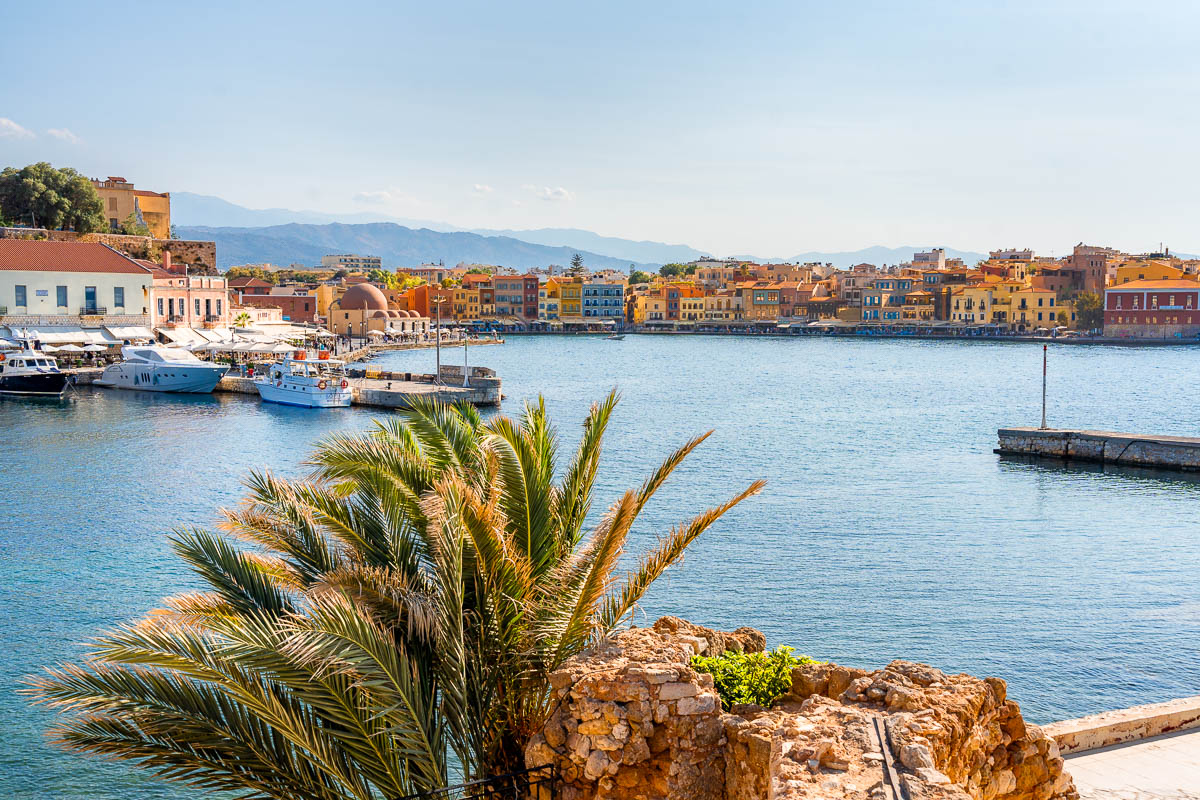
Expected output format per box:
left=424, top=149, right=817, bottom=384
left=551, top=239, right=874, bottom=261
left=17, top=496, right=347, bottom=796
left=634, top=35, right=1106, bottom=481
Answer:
left=1066, top=728, right=1200, bottom=799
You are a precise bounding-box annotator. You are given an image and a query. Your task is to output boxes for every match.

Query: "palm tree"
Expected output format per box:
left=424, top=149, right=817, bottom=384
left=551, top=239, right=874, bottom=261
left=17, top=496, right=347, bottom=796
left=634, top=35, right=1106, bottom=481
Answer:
left=233, top=311, right=253, bottom=328
left=28, top=392, right=763, bottom=797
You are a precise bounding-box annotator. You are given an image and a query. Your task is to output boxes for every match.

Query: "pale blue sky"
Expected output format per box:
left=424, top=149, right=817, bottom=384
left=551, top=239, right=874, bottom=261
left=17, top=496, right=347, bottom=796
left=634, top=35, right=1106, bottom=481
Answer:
left=3, top=0, right=1199, bottom=256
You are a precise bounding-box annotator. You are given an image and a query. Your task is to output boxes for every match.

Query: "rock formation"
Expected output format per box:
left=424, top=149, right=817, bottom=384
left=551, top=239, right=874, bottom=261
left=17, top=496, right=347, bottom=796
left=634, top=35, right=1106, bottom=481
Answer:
left=526, top=619, right=1077, bottom=800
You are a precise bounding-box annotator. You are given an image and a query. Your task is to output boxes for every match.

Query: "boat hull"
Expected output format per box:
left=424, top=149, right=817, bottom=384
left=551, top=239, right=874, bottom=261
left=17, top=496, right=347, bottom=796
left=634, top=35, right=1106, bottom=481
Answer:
left=0, top=372, right=69, bottom=396
left=95, top=363, right=226, bottom=393
left=255, top=380, right=352, bottom=408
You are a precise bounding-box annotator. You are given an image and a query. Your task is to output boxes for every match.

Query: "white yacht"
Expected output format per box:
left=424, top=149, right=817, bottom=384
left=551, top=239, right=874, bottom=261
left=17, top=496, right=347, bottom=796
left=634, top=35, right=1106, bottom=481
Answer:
left=255, top=352, right=353, bottom=408
left=95, top=345, right=228, bottom=393
left=0, top=343, right=70, bottom=397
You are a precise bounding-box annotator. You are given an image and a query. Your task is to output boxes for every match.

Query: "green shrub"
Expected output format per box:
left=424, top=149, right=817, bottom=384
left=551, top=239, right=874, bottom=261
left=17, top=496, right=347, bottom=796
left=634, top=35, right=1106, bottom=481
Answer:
left=691, top=646, right=817, bottom=710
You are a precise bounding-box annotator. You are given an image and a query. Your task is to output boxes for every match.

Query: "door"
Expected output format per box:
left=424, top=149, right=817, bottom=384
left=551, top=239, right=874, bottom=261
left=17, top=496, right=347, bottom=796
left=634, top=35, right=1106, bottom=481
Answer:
left=84, top=286, right=97, bottom=312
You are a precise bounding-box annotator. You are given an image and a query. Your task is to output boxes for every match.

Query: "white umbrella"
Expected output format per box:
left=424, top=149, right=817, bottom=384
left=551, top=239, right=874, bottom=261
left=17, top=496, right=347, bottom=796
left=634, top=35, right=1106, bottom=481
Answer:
left=0, top=339, right=18, bottom=350
left=57, top=343, right=85, bottom=353
left=271, top=343, right=296, bottom=354
left=41, top=344, right=60, bottom=352
left=368, top=330, right=385, bottom=338
left=82, top=343, right=108, bottom=352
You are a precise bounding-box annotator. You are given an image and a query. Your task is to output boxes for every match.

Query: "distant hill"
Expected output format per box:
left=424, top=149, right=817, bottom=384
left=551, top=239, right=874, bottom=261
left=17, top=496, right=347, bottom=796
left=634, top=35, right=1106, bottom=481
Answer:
left=173, top=193, right=704, bottom=265
left=172, top=192, right=456, bottom=231
left=729, top=246, right=988, bottom=268
left=174, top=222, right=657, bottom=272
left=468, top=227, right=709, bottom=265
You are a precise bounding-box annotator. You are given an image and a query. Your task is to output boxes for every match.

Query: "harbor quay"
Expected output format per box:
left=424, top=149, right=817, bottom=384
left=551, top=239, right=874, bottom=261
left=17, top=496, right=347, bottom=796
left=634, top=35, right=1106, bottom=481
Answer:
left=996, top=427, right=1200, bottom=471
left=215, top=364, right=501, bottom=408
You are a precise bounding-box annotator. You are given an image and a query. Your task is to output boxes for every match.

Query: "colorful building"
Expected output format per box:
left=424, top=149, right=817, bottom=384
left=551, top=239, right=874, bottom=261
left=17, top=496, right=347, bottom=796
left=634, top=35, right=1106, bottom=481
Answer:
left=1105, top=280, right=1200, bottom=338
left=90, top=176, right=172, bottom=238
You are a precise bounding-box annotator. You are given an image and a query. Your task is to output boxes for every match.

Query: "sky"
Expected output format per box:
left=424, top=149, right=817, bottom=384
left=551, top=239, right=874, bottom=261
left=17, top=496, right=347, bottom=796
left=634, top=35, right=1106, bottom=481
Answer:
left=3, top=0, right=1200, bottom=257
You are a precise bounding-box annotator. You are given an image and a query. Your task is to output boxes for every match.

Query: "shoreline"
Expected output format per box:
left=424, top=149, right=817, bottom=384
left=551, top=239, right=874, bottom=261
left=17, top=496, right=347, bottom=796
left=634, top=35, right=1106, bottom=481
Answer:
left=500, top=329, right=1200, bottom=346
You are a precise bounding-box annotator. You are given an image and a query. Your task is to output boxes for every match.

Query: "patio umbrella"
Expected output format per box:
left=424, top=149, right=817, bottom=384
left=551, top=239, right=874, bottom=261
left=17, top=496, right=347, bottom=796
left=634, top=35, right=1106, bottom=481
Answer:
left=57, top=343, right=86, bottom=353
left=82, top=343, right=108, bottom=352
left=0, top=339, right=18, bottom=350
left=41, top=345, right=60, bottom=352
left=271, top=343, right=296, bottom=354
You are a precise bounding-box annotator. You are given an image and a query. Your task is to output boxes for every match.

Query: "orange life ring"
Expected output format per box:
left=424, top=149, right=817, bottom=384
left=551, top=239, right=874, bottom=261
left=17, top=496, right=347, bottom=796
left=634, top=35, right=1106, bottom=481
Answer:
left=340, top=379, right=348, bottom=389
left=318, top=380, right=327, bottom=390
left=0, top=353, right=5, bottom=362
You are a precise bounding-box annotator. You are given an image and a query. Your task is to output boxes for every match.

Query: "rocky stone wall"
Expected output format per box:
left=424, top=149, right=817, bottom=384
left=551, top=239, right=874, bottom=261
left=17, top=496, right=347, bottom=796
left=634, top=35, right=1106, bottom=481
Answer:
left=527, top=619, right=1077, bottom=800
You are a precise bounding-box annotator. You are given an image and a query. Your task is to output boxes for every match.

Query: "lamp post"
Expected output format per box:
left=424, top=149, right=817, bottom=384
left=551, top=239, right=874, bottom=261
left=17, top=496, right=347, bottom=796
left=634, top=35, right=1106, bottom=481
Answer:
left=462, top=337, right=470, bottom=387
left=1040, top=344, right=1048, bottom=430
left=432, top=295, right=447, bottom=385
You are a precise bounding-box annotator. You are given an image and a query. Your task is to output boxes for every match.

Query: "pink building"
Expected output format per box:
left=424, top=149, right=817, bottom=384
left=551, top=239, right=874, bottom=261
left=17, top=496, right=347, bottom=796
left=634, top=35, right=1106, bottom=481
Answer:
left=146, top=251, right=231, bottom=329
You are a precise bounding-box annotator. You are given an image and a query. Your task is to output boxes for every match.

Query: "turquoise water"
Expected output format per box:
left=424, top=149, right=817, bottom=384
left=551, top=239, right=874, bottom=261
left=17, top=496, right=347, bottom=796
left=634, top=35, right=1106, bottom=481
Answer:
left=3, top=334, right=1200, bottom=799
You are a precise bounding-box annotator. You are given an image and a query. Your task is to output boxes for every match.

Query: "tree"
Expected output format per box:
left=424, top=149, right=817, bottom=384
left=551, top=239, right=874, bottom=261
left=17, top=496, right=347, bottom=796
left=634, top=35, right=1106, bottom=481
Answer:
left=659, top=263, right=687, bottom=278
left=0, top=162, right=105, bottom=232
left=368, top=268, right=399, bottom=289
left=567, top=253, right=585, bottom=277
left=117, top=212, right=151, bottom=237
left=628, top=270, right=654, bottom=285
left=1073, top=291, right=1103, bottom=332
left=28, top=395, right=763, bottom=796
left=440, top=276, right=457, bottom=288
left=1056, top=310, right=1069, bottom=327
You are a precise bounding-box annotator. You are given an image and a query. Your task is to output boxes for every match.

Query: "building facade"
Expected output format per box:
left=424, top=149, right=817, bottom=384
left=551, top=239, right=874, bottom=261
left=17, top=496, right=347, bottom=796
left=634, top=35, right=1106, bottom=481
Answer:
left=90, top=177, right=172, bottom=238
left=1105, top=280, right=1200, bottom=338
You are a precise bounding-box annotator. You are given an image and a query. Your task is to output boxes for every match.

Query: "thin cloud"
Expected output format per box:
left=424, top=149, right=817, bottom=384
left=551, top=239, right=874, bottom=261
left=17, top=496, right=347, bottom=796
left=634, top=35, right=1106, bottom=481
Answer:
left=0, top=118, right=34, bottom=139
left=471, top=183, right=494, bottom=196
left=47, top=128, right=81, bottom=144
left=523, top=184, right=573, bottom=203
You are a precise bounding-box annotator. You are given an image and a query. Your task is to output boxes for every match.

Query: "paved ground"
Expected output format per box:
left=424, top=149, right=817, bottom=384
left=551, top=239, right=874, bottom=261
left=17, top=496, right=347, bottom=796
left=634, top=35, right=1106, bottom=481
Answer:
left=1065, top=728, right=1200, bottom=800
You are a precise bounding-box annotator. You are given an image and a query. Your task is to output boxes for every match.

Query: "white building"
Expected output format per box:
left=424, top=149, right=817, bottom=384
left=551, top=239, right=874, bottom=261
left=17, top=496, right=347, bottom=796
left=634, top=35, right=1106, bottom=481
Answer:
left=0, top=239, right=153, bottom=335
left=321, top=254, right=382, bottom=271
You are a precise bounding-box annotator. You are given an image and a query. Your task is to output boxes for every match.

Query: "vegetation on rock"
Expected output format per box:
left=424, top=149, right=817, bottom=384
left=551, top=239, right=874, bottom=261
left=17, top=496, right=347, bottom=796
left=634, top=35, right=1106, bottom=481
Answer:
left=691, top=646, right=815, bottom=710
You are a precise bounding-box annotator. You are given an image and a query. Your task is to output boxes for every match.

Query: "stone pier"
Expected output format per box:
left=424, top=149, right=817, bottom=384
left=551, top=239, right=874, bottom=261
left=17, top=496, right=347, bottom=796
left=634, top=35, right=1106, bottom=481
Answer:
left=996, top=428, right=1200, bottom=471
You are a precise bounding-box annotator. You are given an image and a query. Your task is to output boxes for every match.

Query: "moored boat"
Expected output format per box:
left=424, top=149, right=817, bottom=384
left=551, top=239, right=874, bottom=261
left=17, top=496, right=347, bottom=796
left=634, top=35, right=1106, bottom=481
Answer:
left=95, top=345, right=228, bottom=393
left=254, top=351, right=353, bottom=408
left=0, top=343, right=70, bottom=397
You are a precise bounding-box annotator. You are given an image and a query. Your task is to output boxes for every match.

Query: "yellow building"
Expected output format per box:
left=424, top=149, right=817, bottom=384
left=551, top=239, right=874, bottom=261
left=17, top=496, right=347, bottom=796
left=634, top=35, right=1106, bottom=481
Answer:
left=559, top=280, right=583, bottom=319
left=703, top=291, right=741, bottom=323
left=90, top=176, right=171, bottom=238
left=950, top=286, right=996, bottom=324
left=538, top=278, right=561, bottom=321
left=1010, top=288, right=1059, bottom=329
left=453, top=287, right=481, bottom=320
left=1112, top=261, right=1196, bottom=286
left=314, top=284, right=338, bottom=321
left=679, top=295, right=705, bottom=324
left=633, top=294, right=667, bottom=323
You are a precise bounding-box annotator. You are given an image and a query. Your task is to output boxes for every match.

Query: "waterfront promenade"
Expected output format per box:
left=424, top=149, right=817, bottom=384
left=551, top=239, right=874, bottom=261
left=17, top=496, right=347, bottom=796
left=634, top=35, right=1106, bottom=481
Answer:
left=1066, top=730, right=1200, bottom=799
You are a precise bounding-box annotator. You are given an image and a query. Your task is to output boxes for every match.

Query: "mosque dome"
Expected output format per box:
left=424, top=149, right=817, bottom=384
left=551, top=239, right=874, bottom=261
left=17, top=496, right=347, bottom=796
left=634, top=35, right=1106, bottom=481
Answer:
left=340, top=284, right=389, bottom=311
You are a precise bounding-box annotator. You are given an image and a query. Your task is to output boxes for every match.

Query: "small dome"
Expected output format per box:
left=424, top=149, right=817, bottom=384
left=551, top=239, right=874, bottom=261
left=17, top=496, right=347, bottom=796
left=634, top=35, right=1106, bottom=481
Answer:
left=340, top=284, right=389, bottom=311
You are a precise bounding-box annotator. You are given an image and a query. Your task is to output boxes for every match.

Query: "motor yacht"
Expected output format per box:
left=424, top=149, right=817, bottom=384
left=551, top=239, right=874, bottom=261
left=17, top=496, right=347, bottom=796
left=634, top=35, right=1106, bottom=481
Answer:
left=255, top=351, right=353, bottom=408
left=0, top=343, right=69, bottom=397
left=95, top=344, right=228, bottom=393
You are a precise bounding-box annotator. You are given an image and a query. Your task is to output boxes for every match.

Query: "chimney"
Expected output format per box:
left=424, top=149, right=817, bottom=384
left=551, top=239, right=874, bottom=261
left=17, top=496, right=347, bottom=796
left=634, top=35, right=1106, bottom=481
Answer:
left=162, top=249, right=173, bottom=273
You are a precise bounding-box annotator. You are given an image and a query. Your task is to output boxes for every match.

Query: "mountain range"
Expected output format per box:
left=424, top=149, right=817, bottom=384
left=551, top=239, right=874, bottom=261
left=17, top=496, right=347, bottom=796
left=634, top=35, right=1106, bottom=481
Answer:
left=174, top=223, right=661, bottom=272
left=173, top=192, right=986, bottom=271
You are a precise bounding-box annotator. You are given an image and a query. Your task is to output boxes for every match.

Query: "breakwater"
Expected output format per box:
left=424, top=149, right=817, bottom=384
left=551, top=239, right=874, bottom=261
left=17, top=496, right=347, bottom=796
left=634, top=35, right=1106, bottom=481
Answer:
left=996, top=427, right=1200, bottom=471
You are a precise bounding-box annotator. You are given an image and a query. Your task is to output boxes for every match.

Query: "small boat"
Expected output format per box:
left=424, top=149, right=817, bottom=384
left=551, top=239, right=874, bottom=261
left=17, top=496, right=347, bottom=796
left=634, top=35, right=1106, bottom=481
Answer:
left=255, top=352, right=353, bottom=408
left=0, top=341, right=70, bottom=397
left=605, top=334, right=626, bottom=340
left=95, top=345, right=228, bottom=393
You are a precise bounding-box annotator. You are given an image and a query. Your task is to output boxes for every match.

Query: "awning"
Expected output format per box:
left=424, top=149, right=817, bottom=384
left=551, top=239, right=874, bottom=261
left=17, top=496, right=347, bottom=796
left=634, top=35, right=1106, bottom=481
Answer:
left=157, top=327, right=207, bottom=346
left=28, top=326, right=92, bottom=344
left=104, top=325, right=155, bottom=341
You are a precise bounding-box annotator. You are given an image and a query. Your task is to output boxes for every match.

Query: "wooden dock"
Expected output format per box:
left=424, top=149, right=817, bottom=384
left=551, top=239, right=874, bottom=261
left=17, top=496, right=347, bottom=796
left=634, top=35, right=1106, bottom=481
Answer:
left=996, top=427, right=1200, bottom=471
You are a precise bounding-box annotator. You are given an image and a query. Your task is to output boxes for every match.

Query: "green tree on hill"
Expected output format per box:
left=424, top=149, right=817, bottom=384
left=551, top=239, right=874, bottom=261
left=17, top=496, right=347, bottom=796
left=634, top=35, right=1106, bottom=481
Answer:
left=659, top=262, right=696, bottom=278
left=628, top=269, right=654, bottom=284
left=0, top=162, right=105, bottom=232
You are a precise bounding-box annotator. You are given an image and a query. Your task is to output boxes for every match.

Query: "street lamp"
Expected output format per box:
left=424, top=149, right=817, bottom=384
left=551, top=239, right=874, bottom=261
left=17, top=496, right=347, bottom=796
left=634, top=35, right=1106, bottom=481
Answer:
left=462, top=337, right=470, bottom=388
left=432, top=295, right=447, bottom=385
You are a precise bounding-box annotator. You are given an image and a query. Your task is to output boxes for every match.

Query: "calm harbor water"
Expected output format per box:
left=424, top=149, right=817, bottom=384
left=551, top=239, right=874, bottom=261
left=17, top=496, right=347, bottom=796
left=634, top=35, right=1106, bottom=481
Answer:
left=3, top=334, right=1199, bottom=799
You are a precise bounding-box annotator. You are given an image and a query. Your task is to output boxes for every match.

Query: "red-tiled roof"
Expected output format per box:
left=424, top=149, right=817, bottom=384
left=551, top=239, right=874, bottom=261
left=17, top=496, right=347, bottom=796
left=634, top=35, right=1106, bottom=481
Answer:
left=0, top=239, right=151, bottom=274
left=133, top=189, right=168, bottom=198
left=229, top=277, right=272, bottom=287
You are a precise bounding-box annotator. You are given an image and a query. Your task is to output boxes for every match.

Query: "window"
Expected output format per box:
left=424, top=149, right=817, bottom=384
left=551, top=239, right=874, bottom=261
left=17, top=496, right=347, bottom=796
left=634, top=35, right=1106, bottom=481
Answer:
left=57, top=285, right=67, bottom=307
left=195, top=299, right=201, bottom=316
left=158, top=298, right=164, bottom=315
left=114, top=286, right=125, bottom=307
left=15, top=285, right=26, bottom=306
left=108, top=197, right=117, bottom=211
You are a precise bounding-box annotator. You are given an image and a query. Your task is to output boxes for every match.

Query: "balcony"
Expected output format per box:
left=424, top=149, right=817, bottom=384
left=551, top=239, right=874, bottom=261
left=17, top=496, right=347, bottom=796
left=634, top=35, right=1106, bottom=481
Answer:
left=79, top=307, right=107, bottom=316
